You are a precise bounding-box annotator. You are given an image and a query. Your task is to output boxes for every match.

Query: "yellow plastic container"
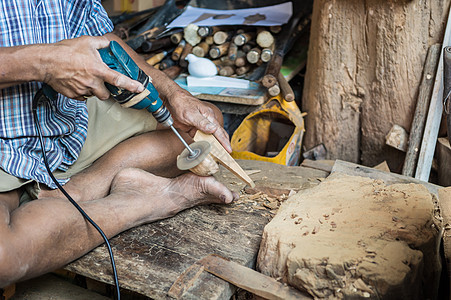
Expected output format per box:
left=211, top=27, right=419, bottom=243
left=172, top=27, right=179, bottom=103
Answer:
left=231, top=95, right=305, bottom=166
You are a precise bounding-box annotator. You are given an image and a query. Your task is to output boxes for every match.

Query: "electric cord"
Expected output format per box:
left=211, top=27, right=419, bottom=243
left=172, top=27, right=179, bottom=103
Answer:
left=32, top=90, right=121, bottom=300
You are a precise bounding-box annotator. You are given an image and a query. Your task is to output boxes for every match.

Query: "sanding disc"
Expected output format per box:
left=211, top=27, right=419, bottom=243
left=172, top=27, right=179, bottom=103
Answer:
left=177, top=141, right=212, bottom=170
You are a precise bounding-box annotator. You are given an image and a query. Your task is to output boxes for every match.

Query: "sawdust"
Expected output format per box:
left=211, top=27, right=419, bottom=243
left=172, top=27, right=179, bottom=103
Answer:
left=257, top=173, right=442, bottom=299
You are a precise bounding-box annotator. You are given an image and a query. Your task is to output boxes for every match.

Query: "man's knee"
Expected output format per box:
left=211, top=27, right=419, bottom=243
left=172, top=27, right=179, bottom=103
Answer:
left=0, top=189, right=20, bottom=212
left=110, top=168, right=145, bottom=192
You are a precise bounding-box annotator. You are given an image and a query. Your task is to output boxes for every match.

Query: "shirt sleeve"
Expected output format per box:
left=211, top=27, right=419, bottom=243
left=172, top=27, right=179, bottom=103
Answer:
left=83, top=0, right=114, bottom=36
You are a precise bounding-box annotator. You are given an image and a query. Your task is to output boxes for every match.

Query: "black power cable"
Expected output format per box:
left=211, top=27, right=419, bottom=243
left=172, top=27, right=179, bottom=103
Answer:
left=32, top=87, right=121, bottom=300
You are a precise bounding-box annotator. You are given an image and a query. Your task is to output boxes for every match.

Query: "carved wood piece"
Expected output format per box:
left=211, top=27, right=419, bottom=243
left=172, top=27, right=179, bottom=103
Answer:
left=194, top=131, right=255, bottom=187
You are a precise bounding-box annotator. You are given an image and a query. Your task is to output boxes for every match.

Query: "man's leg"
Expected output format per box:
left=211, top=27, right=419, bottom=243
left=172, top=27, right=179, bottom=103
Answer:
left=0, top=129, right=237, bottom=287
left=0, top=100, right=237, bottom=287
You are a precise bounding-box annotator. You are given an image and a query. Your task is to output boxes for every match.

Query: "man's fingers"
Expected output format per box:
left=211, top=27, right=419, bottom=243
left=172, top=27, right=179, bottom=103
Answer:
left=91, top=84, right=112, bottom=101
left=195, top=115, right=232, bottom=153
left=102, top=68, right=145, bottom=94
left=213, top=127, right=232, bottom=153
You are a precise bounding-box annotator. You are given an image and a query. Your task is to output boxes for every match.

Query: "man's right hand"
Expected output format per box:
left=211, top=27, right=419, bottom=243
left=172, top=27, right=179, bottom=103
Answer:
left=40, top=35, right=144, bottom=101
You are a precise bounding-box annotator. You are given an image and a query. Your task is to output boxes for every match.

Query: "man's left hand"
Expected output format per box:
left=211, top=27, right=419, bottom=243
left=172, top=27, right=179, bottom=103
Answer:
left=165, top=90, right=232, bottom=153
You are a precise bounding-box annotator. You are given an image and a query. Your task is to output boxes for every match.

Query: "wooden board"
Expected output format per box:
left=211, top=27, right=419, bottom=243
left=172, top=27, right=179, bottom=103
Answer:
left=65, top=160, right=328, bottom=299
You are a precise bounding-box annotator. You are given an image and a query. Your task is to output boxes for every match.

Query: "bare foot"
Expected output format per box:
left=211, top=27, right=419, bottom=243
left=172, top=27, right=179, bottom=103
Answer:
left=111, top=168, right=239, bottom=223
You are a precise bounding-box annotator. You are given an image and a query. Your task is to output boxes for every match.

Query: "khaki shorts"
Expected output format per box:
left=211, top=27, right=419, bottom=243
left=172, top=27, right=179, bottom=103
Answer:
left=0, top=97, right=157, bottom=201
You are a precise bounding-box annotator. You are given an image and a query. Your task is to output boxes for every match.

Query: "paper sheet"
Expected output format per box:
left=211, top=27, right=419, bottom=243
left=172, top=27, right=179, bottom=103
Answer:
left=167, top=2, right=293, bottom=28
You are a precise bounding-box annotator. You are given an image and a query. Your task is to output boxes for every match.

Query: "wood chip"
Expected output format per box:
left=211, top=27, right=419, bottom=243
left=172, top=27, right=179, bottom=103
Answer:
left=245, top=170, right=261, bottom=176
left=263, top=202, right=279, bottom=210
left=249, top=192, right=262, bottom=200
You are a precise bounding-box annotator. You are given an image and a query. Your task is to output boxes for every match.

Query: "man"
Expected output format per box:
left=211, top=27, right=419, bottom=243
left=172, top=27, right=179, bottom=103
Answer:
left=0, top=0, right=238, bottom=287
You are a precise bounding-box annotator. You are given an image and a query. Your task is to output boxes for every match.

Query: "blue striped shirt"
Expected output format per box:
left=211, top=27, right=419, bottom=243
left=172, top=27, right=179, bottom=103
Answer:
left=0, top=0, right=113, bottom=188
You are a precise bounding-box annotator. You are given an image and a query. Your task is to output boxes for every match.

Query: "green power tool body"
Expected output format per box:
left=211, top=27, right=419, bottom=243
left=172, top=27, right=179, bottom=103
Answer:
left=98, top=41, right=197, bottom=157
left=98, top=41, right=174, bottom=127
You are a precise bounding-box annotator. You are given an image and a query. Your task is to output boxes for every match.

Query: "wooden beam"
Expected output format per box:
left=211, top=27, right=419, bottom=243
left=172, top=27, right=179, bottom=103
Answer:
left=416, top=6, right=451, bottom=181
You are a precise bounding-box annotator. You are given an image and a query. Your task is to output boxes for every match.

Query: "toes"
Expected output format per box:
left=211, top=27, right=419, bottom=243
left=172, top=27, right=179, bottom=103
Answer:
left=201, top=176, right=236, bottom=204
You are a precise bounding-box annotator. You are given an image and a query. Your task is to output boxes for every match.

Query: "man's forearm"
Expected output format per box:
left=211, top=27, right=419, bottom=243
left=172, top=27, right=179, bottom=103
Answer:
left=0, top=44, right=47, bottom=89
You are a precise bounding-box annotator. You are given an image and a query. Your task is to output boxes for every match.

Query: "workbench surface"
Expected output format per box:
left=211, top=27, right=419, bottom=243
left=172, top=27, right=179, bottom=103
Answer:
left=65, top=160, right=328, bottom=299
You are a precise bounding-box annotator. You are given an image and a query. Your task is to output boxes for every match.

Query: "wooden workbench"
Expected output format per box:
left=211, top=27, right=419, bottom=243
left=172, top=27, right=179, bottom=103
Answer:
left=65, top=160, right=328, bottom=299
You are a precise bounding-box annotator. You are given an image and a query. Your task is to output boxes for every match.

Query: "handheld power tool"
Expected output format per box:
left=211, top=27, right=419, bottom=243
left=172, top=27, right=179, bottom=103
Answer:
left=98, top=40, right=197, bottom=157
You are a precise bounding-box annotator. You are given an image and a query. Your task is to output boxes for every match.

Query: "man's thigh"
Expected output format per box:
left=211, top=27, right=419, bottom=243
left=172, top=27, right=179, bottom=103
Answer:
left=53, top=97, right=157, bottom=180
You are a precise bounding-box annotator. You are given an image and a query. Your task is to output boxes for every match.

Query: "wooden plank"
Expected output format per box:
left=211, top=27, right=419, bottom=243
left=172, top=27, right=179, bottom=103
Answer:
left=416, top=6, right=451, bottom=181
left=175, top=76, right=267, bottom=106
left=332, top=160, right=440, bottom=196
left=402, top=44, right=441, bottom=177
left=65, top=160, right=329, bottom=299
left=200, top=254, right=311, bottom=300
left=194, top=131, right=255, bottom=187
left=195, top=92, right=266, bottom=106
left=168, top=262, right=205, bottom=299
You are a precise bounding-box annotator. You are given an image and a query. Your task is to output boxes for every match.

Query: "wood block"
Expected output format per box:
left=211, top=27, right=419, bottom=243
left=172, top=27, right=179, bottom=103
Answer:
left=385, top=124, right=408, bottom=152
left=193, top=131, right=255, bottom=187
left=257, top=173, right=442, bottom=299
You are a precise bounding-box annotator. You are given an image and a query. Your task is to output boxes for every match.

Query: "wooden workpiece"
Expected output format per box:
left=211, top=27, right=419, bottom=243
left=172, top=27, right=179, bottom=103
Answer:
left=193, top=131, right=255, bottom=188
left=65, top=160, right=329, bottom=299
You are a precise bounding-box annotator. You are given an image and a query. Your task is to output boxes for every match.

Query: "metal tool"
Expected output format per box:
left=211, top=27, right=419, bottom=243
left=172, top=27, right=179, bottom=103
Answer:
left=98, top=40, right=197, bottom=158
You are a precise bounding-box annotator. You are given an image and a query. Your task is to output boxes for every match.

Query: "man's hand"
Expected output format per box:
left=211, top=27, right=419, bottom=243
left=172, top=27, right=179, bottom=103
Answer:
left=41, top=36, right=144, bottom=100
left=104, top=33, right=232, bottom=152
left=164, top=89, right=232, bottom=153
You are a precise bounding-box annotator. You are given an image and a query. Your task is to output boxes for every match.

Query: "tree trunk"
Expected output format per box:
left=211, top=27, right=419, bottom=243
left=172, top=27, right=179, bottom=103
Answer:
left=302, top=0, right=451, bottom=169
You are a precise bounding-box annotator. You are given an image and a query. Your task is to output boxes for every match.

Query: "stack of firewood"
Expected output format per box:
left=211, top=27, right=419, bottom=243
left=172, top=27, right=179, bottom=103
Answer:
left=142, top=25, right=279, bottom=83
left=121, top=12, right=310, bottom=100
